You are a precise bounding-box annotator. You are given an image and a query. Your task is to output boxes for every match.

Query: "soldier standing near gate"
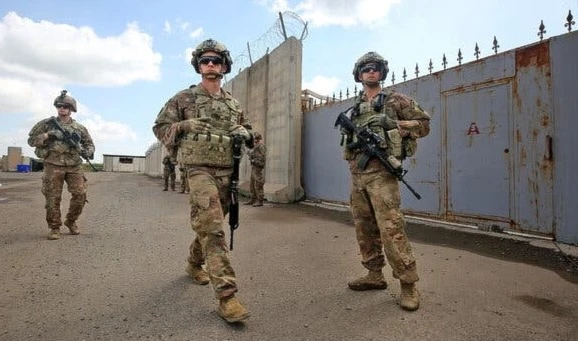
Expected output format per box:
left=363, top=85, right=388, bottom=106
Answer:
left=244, top=132, right=266, bottom=207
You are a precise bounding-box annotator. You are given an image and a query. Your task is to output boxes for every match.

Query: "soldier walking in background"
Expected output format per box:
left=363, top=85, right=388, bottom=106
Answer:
left=162, top=155, right=176, bottom=191
left=244, top=132, right=266, bottom=207
left=27, top=90, right=95, bottom=240
left=153, top=39, right=254, bottom=323
left=339, top=52, right=430, bottom=311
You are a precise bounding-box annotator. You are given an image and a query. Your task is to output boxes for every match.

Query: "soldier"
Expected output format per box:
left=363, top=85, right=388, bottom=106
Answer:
left=162, top=155, right=176, bottom=191
left=153, top=39, right=253, bottom=323
left=244, top=132, right=266, bottom=207
left=340, top=52, right=430, bottom=311
left=27, top=90, right=95, bottom=240
left=178, top=165, right=190, bottom=194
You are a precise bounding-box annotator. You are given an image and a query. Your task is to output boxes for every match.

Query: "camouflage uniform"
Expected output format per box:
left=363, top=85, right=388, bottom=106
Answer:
left=179, top=165, right=190, bottom=193
left=162, top=155, right=176, bottom=191
left=247, top=135, right=266, bottom=205
left=153, top=83, right=252, bottom=299
left=27, top=99, right=94, bottom=236
left=342, top=52, right=430, bottom=310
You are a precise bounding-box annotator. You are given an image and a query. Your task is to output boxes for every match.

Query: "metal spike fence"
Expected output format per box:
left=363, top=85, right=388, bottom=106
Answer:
left=303, top=9, right=576, bottom=112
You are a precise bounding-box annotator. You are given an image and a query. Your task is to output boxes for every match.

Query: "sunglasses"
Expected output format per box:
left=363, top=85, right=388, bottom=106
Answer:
left=360, top=64, right=380, bottom=73
left=198, top=56, right=223, bottom=65
left=55, top=104, right=70, bottom=109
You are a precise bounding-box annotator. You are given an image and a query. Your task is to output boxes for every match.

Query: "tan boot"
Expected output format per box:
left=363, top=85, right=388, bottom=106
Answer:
left=47, top=228, right=61, bottom=240
left=218, top=296, right=250, bottom=323
left=252, top=200, right=263, bottom=207
left=400, top=282, right=420, bottom=311
left=348, top=270, right=388, bottom=291
left=185, top=263, right=210, bottom=285
left=243, top=199, right=256, bottom=205
left=64, top=220, right=80, bottom=235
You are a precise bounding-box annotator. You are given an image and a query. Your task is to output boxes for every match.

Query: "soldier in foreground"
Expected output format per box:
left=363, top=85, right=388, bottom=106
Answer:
left=161, top=154, right=176, bottom=191
left=244, top=132, right=266, bottom=207
left=27, top=90, right=95, bottom=240
left=153, top=39, right=253, bottom=323
left=339, top=52, right=430, bottom=311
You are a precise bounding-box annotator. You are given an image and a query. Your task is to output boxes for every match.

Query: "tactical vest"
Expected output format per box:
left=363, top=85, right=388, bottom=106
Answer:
left=35, top=119, right=84, bottom=160
left=177, top=88, right=242, bottom=167
left=343, top=91, right=417, bottom=161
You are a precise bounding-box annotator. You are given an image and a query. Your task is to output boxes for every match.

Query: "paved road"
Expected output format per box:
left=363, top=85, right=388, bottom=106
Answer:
left=1, top=171, right=577, bottom=341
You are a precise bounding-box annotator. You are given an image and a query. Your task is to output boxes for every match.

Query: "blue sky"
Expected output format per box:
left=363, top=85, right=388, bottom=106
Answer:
left=1, top=0, right=575, bottom=162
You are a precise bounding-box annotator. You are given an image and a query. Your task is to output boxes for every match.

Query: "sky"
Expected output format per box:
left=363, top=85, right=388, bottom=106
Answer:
left=1, top=0, right=576, bottom=162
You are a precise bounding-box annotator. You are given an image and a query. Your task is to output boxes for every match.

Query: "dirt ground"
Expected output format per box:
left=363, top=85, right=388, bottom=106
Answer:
left=1, top=171, right=577, bottom=341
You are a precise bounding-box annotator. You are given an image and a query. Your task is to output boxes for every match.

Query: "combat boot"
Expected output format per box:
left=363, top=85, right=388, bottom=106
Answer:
left=47, top=228, right=61, bottom=240
left=218, top=295, right=250, bottom=323
left=162, top=188, right=168, bottom=191
left=64, top=220, right=80, bottom=235
left=399, top=282, right=420, bottom=311
left=185, top=263, right=210, bottom=285
left=348, top=270, right=388, bottom=291
left=252, top=200, right=263, bottom=207
left=243, top=199, right=256, bottom=205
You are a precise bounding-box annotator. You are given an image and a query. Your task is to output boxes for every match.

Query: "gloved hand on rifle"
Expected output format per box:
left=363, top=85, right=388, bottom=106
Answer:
left=230, top=125, right=254, bottom=148
left=367, top=114, right=398, bottom=131
left=46, top=130, right=64, bottom=140
left=176, top=117, right=212, bottom=134
left=80, top=149, right=94, bottom=160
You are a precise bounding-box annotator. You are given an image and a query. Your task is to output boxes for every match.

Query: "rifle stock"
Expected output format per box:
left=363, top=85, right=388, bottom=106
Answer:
left=335, top=110, right=422, bottom=200
left=228, top=135, right=244, bottom=250
left=49, top=117, right=98, bottom=172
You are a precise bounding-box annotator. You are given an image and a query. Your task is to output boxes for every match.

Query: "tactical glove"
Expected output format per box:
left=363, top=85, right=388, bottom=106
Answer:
left=47, top=130, right=64, bottom=140
left=367, top=114, right=398, bottom=131
left=80, top=149, right=94, bottom=160
left=177, top=118, right=212, bottom=134
left=229, top=125, right=251, bottom=140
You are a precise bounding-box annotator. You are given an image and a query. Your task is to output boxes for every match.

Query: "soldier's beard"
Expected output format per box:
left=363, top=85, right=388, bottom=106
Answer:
left=203, top=71, right=223, bottom=80
left=363, top=80, right=381, bottom=88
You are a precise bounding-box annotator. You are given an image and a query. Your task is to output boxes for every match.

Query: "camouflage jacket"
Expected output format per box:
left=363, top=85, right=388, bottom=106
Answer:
left=152, top=84, right=251, bottom=168
left=162, top=155, right=175, bottom=172
left=249, top=141, right=266, bottom=169
left=27, top=117, right=95, bottom=167
left=345, top=90, right=430, bottom=174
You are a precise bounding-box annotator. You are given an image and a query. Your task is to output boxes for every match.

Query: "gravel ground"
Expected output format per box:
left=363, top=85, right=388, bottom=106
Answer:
left=1, top=171, right=577, bottom=341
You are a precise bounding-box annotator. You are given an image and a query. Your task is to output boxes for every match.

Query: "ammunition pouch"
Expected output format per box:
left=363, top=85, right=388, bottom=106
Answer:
left=177, top=133, right=233, bottom=167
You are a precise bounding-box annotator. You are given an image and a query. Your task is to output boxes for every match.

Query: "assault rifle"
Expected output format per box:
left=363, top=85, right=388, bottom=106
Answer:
left=228, top=135, right=244, bottom=250
left=334, top=108, right=421, bottom=199
left=49, top=116, right=98, bottom=172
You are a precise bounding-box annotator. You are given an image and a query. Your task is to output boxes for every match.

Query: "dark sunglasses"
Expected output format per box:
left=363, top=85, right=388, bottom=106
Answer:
left=360, top=63, right=380, bottom=73
left=55, top=104, right=70, bottom=109
left=198, top=56, right=223, bottom=65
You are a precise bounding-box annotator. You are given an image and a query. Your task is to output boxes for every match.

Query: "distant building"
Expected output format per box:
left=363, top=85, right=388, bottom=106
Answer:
left=1, top=147, right=23, bottom=172
left=102, top=154, right=146, bottom=173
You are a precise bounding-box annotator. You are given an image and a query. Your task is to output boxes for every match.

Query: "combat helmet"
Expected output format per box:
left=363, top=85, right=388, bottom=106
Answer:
left=253, top=132, right=262, bottom=140
left=191, top=39, right=233, bottom=74
left=53, top=90, right=77, bottom=112
left=352, top=52, right=389, bottom=83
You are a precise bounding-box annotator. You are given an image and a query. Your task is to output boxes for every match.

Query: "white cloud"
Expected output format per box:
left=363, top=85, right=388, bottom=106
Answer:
left=259, top=0, right=400, bottom=27
left=163, top=20, right=172, bottom=33
left=0, top=12, right=162, bottom=87
left=303, top=75, right=341, bottom=97
left=189, top=27, right=204, bottom=39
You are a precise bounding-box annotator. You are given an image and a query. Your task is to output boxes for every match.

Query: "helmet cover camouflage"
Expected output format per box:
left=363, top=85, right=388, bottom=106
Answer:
left=191, top=39, right=233, bottom=74
left=53, top=90, right=78, bottom=112
left=352, top=52, right=389, bottom=83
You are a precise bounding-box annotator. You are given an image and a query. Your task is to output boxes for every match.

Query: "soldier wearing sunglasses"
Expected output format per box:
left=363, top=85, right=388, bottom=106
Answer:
left=153, top=39, right=253, bottom=323
left=338, top=52, right=431, bottom=311
left=27, top=90, right=95, bottom=240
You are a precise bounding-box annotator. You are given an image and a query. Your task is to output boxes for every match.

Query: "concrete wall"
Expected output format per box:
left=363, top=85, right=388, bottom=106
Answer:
left=103, top=154, right=146, bottom=173
left=6, top=147, right=22, bottom=172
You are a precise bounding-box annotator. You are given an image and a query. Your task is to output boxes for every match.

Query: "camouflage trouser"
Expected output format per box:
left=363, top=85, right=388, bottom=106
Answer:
left=163, top=169, right=176, bottom=190
left=180, top=169, right=189, bottom=193
left=41, top=163, right=87, bottom=229
left=185, top=167, right=237, bottom=299
left=350, top=171, right=419, bottom=284
left=249, top=166, right=265, bottom=201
